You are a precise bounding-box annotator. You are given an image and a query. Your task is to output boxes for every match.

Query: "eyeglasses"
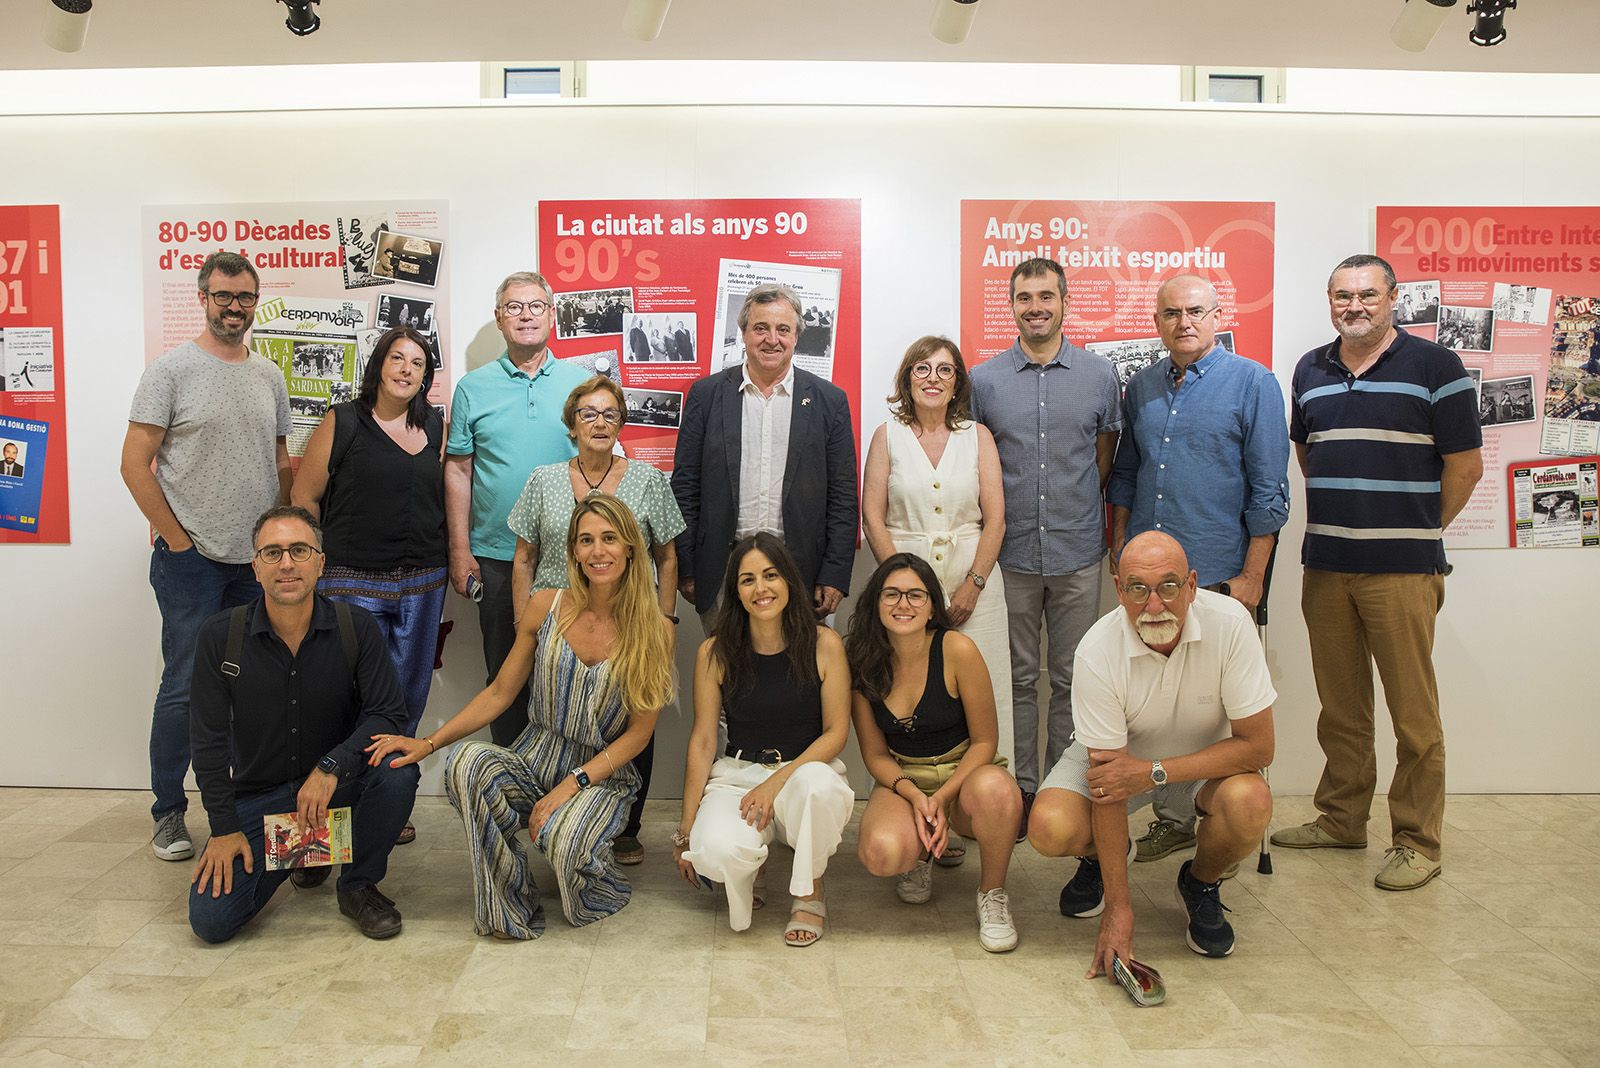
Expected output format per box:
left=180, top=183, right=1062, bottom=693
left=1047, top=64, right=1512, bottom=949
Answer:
left=910, top=361, right=957, bottom=382
left=499, top=300, right=549, bottom=317
left=1157, top=306, right=1217, bottom=325
left=205, top=290, right=259, bottom=309
left=880, top=587, right=930, bottom=608
left=1119, top=580, right=1186, bottom=604
left=254, top=542, right=320, bottom=564
left=1330, top=290, right=1390, bottom=308
left=576, top=407, right=622, bottom=425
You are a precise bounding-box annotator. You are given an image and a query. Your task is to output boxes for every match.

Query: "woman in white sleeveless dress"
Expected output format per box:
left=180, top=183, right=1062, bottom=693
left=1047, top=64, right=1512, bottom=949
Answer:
left=862, top=336, right=1012, bottom=806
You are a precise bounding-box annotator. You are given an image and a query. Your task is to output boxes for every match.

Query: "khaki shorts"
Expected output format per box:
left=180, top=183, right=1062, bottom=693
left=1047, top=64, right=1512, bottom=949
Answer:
left=889, top=740, right=1009, bottom=818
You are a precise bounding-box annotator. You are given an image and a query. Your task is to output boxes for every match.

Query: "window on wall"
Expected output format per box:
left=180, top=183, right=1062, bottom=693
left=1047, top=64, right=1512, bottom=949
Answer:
left=480, top=62, right=586, bottom=99
left=1182, top=66, right=1285, bottom=105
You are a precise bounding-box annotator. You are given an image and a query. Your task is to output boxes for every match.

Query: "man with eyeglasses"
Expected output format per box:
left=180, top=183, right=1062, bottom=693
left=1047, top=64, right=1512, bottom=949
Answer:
left=444, top=271, right=587, bottom=745
left=1029, top=531, right=1275, bottom=966
left=1271, top=254, right=1482, bottom=892
left=969, top=257, right=1122, bottom=835
left=123, top=252, right=292, bottom=863
left=1106, top=274, right=1288, bottom=866
left=187, top=505, right=419, bottom=943
left=672, top=283, right=858, bottom=624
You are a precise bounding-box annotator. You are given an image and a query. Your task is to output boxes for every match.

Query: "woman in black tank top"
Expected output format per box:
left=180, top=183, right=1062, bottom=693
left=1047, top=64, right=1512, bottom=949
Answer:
left=845, top=553, right=1023, bottom=953
left=673, top=534, right=855, bottom=948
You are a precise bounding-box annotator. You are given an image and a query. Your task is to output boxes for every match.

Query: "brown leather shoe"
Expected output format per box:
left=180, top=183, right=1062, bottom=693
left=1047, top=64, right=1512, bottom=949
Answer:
left=338, top=885, right=402, bottom=939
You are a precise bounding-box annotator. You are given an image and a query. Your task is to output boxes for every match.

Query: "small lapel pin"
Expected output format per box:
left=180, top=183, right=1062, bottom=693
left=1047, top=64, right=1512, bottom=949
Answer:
left=801, top=397, right=812, bottom=406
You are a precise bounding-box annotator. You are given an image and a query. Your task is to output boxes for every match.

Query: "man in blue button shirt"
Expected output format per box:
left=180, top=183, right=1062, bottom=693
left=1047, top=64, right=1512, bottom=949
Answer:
left=445, top=272, right=588, bottom=744
left=1107, top=274, right=1289, bottom=864
left=971, top=258, right=1122, bottom=833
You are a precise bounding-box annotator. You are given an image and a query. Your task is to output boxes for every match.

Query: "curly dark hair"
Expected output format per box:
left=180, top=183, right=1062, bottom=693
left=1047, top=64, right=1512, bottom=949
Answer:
left=844, top=552, right=952, bottom=703
left=711, top=532, right=819, bottom=699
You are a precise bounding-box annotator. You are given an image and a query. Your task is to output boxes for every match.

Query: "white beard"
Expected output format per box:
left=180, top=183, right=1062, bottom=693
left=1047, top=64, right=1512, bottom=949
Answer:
left=1135, top=611, right=1180, bottom=646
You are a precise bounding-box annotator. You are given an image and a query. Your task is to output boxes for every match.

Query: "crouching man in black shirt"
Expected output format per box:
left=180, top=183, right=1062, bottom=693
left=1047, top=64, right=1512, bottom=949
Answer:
left=188, top=505, right=420, bottom=942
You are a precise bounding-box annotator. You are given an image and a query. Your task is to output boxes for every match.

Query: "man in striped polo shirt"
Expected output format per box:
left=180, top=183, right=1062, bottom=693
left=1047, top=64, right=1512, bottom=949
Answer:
left=1270, top=254, right=1482, bottom=891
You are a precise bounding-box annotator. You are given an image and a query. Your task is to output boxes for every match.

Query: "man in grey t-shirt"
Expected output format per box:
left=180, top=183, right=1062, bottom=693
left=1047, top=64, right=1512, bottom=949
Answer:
left=122, top=252, right=290, bottom=862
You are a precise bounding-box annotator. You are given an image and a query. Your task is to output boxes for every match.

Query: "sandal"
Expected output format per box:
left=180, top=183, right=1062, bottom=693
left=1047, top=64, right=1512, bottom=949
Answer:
left=396, top=821, right=417, bottom=846
left=934, top=833, right=966, bottom=868
left=785, top=894, right=827, bottom=948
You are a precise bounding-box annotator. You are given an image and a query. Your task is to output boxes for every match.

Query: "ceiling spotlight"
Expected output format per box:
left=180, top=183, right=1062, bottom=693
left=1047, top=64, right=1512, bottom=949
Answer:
left=623, top=0, right=672, bottom=41
left=931, top=0, right=979, bottom=45
left=279, top=0, right=321, bottom=36
left=1390, top=0, right=1458, bottom=52
left=45, top=0, right=92, bottom=53
left=1467, top=0, right=1515, bottom=46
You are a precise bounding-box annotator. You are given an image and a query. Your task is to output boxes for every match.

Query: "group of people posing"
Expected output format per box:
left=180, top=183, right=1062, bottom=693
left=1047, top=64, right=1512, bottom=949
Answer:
left=123, top=248, right=1482, bottom=980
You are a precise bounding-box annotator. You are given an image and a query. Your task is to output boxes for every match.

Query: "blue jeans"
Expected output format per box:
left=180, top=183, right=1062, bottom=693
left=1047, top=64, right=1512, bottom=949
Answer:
left=320, top=566, right=448, bottom=736
left=148, top=538, right=258, bottom=820
left=188, top=757, right=420, bottom=944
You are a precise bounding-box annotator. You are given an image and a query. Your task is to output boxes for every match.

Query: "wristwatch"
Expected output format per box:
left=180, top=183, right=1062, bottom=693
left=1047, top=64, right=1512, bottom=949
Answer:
left=570, top=768, right=592, bottom=790
left=967, top=571, right=987, bottom=590
left=317, top=754, right=341, bottom=777
left=1150, top=760, right=1168, bottom=787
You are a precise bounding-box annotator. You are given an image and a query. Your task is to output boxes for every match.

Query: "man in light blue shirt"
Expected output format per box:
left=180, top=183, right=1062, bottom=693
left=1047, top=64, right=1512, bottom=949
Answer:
left=970, top=257, right=1122, bottom=829
left=445, top=271, right=588, bottom=745
left=1107, top=273, right=1288, bottom=862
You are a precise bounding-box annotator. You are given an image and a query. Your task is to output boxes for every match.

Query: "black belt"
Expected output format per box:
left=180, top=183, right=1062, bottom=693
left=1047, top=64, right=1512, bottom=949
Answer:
left=725, top=744, right=788, bottom=767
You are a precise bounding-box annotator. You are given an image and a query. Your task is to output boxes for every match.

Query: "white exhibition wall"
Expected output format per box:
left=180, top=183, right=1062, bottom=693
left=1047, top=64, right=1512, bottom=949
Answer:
left=0, top=101, right=1592, bottom=799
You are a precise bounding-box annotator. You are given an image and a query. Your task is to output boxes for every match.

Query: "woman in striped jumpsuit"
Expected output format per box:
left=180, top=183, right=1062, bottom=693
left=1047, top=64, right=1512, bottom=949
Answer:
left=366, top=494, right=675, bottom=939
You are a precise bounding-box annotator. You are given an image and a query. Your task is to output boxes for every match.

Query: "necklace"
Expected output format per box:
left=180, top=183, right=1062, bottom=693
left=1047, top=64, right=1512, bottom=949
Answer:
left=574, top=454, right=616, bottom=497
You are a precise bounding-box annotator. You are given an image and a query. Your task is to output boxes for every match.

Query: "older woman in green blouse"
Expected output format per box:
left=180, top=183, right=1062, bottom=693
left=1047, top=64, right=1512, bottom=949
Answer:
left=507, top=374, right=685, bottom=864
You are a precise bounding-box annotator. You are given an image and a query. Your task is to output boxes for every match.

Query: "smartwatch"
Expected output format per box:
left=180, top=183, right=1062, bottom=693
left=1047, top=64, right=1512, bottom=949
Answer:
left=570, top=768, right=592, bottom=790
left=317, top=754, right=341, bottom=777
left=1150, top=760, right=1168, bottom=787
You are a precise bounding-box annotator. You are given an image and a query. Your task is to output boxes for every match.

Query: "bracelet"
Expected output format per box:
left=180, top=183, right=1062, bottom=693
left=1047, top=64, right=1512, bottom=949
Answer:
left=423, top=737, right=436, bottom=755
left=599, top=749, right=617, bottom=777
left=670, top=828, right=690, bottom=849
left=888, top=775, right=914, bottom=796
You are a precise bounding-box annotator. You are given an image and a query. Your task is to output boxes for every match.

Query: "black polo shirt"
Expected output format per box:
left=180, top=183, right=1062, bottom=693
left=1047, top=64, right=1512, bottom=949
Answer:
left=189, top=595, right=409, bottom=836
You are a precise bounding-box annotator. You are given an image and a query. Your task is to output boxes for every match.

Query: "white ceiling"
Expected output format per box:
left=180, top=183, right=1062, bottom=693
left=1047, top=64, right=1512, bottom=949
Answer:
left=2, top=0, right=1595, bottom=74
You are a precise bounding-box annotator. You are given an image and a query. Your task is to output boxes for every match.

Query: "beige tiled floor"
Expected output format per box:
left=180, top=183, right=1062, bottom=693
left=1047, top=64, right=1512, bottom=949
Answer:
left=1, top=788, right=1596, bottom=1066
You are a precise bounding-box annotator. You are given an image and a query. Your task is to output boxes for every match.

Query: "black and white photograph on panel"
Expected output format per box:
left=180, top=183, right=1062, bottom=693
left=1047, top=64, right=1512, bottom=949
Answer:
left=555, top=287, right=633, bottom=339
left=1491, top=283, right=1553, bottom=326
left=1086, top=335, right=1168, bottom=388
left=623, top=312, right=697, bottom=363
left=623, top=387, right=683, bottom=429
left=1394, top=281, right=1441, bottom=326
left=1437, top=305, right=1495, bottom=353
left=338, top=213, right=393, bottom=290
left=375, top=294, right=436, bottom=334
left=290, top=395, right=328, bottom=420
left=1479, top=374, right=1536, bottom=428
left=290, top=340, right=346, bottom=381
left=1466, top=366, right=1483, bottom=407
left=328, top=382, right=354, bottom=406
left=370, top=232, right=444, bottom=288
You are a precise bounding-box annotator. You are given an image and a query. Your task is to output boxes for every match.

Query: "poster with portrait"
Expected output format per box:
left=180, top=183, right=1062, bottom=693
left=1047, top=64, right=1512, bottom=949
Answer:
left=958, top=200, right=1276, bottom=373
left=0, top=205, right=69, bottom=543
left=1378, top=205, right=1600, bottom=547
left=537, top=199, right=861, bottom=471
left=141, top=201, right=451, bottom=462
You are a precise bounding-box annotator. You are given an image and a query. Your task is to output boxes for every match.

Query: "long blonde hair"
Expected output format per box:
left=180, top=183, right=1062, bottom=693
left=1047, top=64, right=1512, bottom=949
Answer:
left=548, top=494, right=674, bottom=717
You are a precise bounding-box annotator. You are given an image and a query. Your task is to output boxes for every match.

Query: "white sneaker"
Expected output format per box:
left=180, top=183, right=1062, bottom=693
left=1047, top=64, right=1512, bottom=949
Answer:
left=151, top=811, right=194, bottom=861
left=895, top=857, right=933, bottom=904
left=976, top=887, right=1018, bottom=953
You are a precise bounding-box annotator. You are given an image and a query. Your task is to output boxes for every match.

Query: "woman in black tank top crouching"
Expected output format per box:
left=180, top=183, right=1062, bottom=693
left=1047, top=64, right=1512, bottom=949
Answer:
left=846, top=552, right=1024, bottom=953
left=673, top=533, right=855, bottom=947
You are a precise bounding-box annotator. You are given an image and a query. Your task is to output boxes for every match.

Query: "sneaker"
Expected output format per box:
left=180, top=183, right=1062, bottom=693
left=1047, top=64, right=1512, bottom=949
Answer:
left=1016, top=790, right=1035, bottom=844
left=1175, top=859, right=1235, bottom=957
left=151, top=811, right=194, bottom=861
left=338, top=884, right=403, bottom=939
left=613, top=835, right=644, bottom=866
left=896, top=856, right=933, bottom=905
left=976, top=887, right=1018, bottom=953
left=1059, top=856, right=1105, bottom=917
left=1135, top=819, right=1197, bottom=862
left=1374, top=846, right=1442, bottom=891
left=1268, top=821, right=1366, bottom=850
left=291, top=865, right=332, bottom=889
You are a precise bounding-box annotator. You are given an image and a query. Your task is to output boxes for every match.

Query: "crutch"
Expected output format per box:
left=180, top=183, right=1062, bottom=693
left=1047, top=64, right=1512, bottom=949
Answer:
left=1254, top=538, right=1279, bottom=874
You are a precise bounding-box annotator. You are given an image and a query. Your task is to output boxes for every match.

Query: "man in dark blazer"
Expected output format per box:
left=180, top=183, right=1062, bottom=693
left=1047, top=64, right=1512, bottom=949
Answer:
left=672, top=284, right=857, bottom=620
left=0, top=442, right=21, bottom=477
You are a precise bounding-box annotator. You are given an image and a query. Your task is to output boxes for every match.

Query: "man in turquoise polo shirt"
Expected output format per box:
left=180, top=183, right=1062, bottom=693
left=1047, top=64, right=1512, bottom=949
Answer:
left=445, top=271, right=588, bottom=744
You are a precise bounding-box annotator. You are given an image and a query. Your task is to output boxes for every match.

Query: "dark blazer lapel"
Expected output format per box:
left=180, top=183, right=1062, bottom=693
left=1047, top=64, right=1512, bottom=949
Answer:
left=720, top=366, right=743, bottom=494
left=782, top=370, right=815, bottom=492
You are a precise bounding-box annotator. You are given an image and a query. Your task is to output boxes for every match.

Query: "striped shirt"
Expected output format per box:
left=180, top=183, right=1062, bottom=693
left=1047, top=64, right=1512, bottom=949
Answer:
left=970, top=338, right=1123, bottom=575
left=1290, top=328, right=1481, bottom=574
